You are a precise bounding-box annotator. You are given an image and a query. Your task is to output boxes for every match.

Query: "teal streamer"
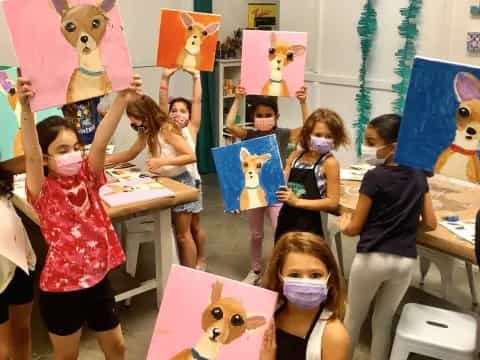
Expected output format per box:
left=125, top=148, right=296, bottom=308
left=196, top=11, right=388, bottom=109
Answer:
left=392, top=0, right=423, bottom=114
left=354, top=0, right=377, bottom=157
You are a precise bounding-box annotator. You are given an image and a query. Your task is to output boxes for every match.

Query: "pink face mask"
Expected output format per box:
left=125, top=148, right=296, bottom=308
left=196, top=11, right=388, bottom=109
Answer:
left=54, top=151, right=83, bottom=176
left=254, top=117, right=275, bottom=132
left=170, top=112, right=190, bottom=128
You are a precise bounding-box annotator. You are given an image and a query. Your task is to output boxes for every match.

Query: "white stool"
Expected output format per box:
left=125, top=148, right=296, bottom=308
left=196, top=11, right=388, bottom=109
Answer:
left=390, top=303, right=477, bottom=360
left=124, top=216, right=155, bottom=277
left=321, top=213, right=345, bottom=277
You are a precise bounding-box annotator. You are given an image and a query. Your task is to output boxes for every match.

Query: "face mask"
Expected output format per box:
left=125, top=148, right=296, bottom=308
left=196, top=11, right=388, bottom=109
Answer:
left=310, top=136, right=333, bottom=154
left=282, top=276, right=329, bottom=310
left=54, top=151, right=83, bottom=176
left=361, top=144, right=386, bottom=166
left=170, top=112, right=190, bottom=129
left=254, top=117, right=275, bottom=132
left=130, top=123, right=147, bottom=133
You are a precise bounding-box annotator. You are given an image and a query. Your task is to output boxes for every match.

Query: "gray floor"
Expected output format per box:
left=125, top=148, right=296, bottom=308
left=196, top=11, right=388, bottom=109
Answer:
left=29, top=174, right=479, bottom=359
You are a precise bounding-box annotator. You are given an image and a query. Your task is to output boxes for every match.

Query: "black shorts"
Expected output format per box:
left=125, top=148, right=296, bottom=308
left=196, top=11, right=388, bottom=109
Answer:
left=0, top=267, right=34, bottom=324
left=39, top=277, right=119, bottom=336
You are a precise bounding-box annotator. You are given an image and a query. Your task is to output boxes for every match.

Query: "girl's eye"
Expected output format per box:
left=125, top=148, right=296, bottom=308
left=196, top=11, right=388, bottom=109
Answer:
left=310, top=272, right=323, bottom=279
left=287, top=272, right=300, bottom=278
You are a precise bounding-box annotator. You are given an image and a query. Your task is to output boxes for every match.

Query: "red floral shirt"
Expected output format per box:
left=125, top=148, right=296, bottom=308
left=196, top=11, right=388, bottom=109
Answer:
left=27, top=159, right=125, bottom=292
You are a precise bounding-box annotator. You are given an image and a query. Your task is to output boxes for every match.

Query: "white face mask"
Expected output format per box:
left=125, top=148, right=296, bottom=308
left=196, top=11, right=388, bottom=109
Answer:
left=361, top=144, right=386, bottom=166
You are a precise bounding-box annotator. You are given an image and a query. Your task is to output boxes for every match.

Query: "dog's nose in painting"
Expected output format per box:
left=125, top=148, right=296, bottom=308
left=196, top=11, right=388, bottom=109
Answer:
left=193, top=35, right=198, bottom=39
left=80, top=35, right=89, bottom=44
left=466, top=127, right=477, bottom=136
left=212, top=328, right=221, bottom=341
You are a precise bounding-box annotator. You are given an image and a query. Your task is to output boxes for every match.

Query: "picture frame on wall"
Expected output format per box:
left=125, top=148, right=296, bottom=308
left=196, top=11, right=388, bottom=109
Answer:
left=247, top=3, right=278, bottom=29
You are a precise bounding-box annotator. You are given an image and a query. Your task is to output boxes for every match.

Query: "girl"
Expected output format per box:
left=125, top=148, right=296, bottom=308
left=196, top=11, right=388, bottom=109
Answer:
left=275, top=109, right=350, bottom=241
left=0, top=157, right=36, bottom=360
left=260, top=232, right=349, bottom=360
left=18, top=75, right=141, bottom=359
left=226, top=86, right=308, bottom=285
left=159, top=67, right=207, bottom=270
left=114, top=94, right=197, bottom=268
left=338, top=114, right=437, bottom=360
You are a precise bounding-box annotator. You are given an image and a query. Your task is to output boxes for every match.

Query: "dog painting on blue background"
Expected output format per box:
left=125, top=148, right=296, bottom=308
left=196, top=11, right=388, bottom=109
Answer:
left=212, top=135, right=285, bottom=212
left=395, top=57, right=480, bottom=183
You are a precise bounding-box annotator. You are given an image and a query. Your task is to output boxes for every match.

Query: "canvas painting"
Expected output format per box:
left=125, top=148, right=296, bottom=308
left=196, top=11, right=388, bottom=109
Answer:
left=247, top=3, right=277, bottom=28
left=99, top=178, right=175, bottom=207
left=157, top=9, right=221, bottom=72
left=0, top=67, right=62, bottom=161
left=147, top=265, right=277, bottom=360
left=395, top=57, right=480, bottom=183
left=467, top=32, right=480, bottom=53
left=241, top=30, right=307, bottom=97
left=212, top=135, right=285, bottom=212
left=2, top=0, right=133, bottom=111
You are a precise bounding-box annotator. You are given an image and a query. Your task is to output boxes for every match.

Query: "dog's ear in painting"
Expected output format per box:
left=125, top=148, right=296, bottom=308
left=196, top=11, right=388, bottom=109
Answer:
left=211, top=281, right=223, bottom=303
left=50, top=0, right=69, bottom=16
left=289, top=44, right=306, bottom=58
left=454, top=72, right=480, bottom=103
left=240, top=147, right=251, bottom=162
left=180, top=12, right=195, bottom=29
left=245, top=315, right=267, bottom=332
left=204, top=23, right=221, bottom=36
left=98, top=0, right=116, bottom=13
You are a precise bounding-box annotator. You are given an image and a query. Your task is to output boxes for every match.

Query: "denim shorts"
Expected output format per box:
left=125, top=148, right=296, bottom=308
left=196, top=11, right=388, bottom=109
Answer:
left=171, top=172, right=203, bottom=213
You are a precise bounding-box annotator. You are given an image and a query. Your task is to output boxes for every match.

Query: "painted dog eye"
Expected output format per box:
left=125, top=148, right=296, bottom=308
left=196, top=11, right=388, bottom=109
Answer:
left=287, top=52, right=294, bottom=61
left=458, top=106, right=471, bottom=118
left=256, top=163, right=262, bottom=169
left=64, top=22, right=76, bottom=33
left=269, top=48, right=275, bottom=55
left=8, top=88, right=16, bottom=96
left=92, top=19, right=101, bottom=29
left=243, top=162, right=249, bottom=168
left=211, top=307, right=223, bottom=320
left=188, top=25, right=193, bottom=31
left=202, top=30, right=208, bottom=36
left=231, top=314, right=245, bottom=326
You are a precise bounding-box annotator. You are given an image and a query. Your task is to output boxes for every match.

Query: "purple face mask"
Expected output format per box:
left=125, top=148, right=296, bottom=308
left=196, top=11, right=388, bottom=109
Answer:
left=310, top=136, right=333, bottom=154
left=282, top=276, right=329, bottom=309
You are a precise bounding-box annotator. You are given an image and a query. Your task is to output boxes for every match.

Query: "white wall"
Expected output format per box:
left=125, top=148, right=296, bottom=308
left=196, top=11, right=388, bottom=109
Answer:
left=213, top=0, right=280, bottom=42
left=279, top=0, right=480, bottom=166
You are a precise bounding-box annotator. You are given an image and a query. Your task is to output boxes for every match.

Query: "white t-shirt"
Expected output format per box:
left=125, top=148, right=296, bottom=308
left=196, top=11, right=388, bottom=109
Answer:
left=182, top=127, right=201, bottom=182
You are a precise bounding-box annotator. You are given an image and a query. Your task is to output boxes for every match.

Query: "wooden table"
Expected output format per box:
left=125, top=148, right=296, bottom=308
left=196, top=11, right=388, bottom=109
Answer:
left=12, top=177, right=199, bottom=306
left=339, top=174, right=480, bottom=304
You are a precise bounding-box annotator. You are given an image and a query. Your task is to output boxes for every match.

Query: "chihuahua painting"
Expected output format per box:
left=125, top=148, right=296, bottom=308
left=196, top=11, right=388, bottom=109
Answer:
left=239, top=148, right=271, bottom=211
left=177, top=12, right=220, bottom=71
left=171, top=281, right=266, bottom=360
left=261, top=32, right=306, bottom=97
left=434, top=72, right=480, bottom=183
left=50, top=0, right=114, bottom=103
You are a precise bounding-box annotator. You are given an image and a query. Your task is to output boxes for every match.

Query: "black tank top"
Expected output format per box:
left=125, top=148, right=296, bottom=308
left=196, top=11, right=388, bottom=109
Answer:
left=275, top=308, right=323, bottom=360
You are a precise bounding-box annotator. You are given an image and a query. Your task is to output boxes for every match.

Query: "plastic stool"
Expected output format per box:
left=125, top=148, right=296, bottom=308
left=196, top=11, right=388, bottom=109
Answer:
left=390, top=303, right=477, bottom=360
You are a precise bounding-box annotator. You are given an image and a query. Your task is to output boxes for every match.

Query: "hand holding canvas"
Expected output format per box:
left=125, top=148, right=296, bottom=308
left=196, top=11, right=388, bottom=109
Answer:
left=260, top=320, right=277, bottom=360
left=16, top=77, right=35, bottom=110
left=296, top=86, right=307, bottom=104
left=119, top=74, right=143, bottom=102
left=276, top=186, right=298, bottom=206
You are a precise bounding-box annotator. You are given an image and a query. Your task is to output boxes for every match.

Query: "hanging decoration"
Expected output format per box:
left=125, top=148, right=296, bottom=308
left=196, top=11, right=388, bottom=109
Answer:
left=391, top=0, right=423, bottom=114
left=354, top=0, right=377, bottom=156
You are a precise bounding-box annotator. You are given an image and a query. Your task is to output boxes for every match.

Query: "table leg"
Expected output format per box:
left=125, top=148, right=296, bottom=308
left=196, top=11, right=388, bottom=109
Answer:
left=153, top=209, right=180, bottom=306
left=419, top=256, right=431, bottom=286
left=465, top=262, right=478, bottom=307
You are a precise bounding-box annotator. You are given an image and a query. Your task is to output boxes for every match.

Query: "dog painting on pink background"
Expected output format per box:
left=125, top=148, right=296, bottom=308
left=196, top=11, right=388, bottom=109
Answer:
left=3, top=0, right=133, bottom=111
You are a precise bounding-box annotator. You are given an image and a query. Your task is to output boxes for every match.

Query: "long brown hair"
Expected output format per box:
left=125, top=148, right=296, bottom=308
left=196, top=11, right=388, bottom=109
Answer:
left=262, top=232, right=346, bottom=320
left=126, top=95, right=177, bottom=155
left=299, top=108, right=350, bottom=151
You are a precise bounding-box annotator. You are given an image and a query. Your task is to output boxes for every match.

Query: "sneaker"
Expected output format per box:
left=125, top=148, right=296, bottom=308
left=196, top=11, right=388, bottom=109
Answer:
left=196, top=262, right=207, bottom=272
left=243, top=270, right=261, bottom=286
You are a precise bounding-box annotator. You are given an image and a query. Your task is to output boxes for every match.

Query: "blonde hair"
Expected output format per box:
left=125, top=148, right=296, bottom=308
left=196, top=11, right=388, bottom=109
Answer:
left=262, top=232, right=346, bottom=320
left=299, top=108, right=350, bottom=150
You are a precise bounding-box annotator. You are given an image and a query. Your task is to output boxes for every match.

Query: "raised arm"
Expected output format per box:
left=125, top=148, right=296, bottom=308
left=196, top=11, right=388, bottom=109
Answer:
left=289, top=86, right=308, bottom=143
left=159, top=68, right=178, bottom=114
left=89, top=75, right=142, bottom=175
left=225, top=86, right=247, bottom=139
left=17, top=78, right=44, bottom=199
left=185, top=69, right=202, bottom=132
left=105, top=134, right=147, bottom=166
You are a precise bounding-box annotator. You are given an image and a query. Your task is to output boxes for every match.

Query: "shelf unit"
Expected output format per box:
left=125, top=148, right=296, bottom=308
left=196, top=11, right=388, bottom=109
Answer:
left=213, top=59, right=246, bottom=147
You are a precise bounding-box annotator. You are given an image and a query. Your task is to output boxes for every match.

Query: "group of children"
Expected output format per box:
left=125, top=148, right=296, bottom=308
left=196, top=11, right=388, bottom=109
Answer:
left=0, top=65, right=438, bottom=360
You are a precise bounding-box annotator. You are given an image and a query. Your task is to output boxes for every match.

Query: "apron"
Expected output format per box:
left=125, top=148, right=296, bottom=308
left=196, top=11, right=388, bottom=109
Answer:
left=275, top=152, right=328, bottom=241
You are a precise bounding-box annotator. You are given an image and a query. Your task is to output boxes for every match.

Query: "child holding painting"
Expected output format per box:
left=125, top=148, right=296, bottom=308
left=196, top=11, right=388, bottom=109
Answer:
left=225, top=85, right=309, bottom=285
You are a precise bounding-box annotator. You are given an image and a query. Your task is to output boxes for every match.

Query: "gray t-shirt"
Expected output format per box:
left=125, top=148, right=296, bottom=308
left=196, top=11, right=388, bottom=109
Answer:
left=246, top=127, right=290, bottom=166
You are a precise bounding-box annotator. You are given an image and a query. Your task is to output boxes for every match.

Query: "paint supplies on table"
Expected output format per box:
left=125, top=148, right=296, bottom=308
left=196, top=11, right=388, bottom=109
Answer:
left=99, top=178, right=175, bottom=207
left=440, top=219, right=475, bottom=244
left=340, top=164, right=374, bottom=181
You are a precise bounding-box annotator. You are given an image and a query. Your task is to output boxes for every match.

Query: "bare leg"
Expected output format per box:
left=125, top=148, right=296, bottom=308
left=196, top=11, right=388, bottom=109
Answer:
left=172, top=212, right=197, bottom=268
left=9, top=302, right=33, bottom=360
left=49, top=329, right=82, bottom=360
left=96, top=325, right=127, bottom=360
left=0, top=321, right=11, bottom=360
left=191, top=213, right=207, bottom=268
